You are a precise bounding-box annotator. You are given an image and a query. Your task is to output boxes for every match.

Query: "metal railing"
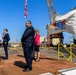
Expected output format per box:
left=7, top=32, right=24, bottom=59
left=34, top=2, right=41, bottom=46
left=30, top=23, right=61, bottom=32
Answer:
left=58, top=44, right=76, bottom=62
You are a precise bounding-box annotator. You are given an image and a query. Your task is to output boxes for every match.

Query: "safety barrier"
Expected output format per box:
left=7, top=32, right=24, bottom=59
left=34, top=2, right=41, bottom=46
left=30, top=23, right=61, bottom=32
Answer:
left=58, top=44, right=76, bottom=62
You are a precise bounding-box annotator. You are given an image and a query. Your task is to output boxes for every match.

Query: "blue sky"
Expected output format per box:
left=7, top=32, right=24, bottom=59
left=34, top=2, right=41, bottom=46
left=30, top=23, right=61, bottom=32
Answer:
left=0, top=0, right=76, bottom=43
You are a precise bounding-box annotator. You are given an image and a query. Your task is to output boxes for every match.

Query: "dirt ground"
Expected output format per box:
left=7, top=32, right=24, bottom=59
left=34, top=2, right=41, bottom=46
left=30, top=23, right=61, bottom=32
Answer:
left=0, top=47, right=76, bottom=75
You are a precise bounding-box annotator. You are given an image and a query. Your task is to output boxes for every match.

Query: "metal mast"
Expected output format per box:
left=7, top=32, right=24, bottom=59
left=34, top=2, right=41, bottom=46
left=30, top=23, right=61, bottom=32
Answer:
left=46, top=0, right=57, bottom=24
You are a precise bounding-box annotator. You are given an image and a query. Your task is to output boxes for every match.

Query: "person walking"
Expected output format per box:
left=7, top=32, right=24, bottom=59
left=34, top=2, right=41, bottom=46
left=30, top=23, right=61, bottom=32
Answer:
left=21, top=20, right=35, bottom=72
left=2, top=29, right=10, bottom=60
left=34, top=29, right=40, bottom=61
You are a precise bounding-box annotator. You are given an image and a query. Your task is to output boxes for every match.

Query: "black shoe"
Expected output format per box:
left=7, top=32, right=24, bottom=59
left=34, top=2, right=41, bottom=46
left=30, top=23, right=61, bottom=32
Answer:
left=23, top=68, right=32, bottom=72
left=23, top=65, right=28, bottom=68
left=4, top=58, right=8, bottom=60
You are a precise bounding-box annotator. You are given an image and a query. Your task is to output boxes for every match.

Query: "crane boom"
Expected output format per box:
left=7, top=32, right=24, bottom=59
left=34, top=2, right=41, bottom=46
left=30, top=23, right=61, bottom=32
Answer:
left=46, top=0, right=57, bottom=24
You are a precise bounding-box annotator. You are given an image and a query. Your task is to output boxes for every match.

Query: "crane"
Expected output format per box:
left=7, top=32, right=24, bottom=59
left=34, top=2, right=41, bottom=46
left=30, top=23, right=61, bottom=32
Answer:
left=46, top=0, right=57, bottom=24
left=46, top=0, right=76, bottom=46
left=46, top=0, right=63, bottom=46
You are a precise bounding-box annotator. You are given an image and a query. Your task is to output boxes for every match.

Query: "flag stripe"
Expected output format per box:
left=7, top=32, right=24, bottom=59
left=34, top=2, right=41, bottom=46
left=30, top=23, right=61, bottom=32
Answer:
left=24, top=0, right=28, bottom=18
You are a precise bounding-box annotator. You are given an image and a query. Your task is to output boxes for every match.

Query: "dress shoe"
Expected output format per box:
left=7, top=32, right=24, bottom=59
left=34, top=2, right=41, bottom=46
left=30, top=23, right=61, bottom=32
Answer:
left=23, top=68, right=32, bottom=72
left=4, top=58, right=8, bottom=60
left=23, top=65, right=28, bottom=68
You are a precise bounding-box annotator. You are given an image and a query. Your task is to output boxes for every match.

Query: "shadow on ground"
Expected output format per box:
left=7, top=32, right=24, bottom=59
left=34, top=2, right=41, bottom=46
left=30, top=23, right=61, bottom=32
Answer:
left=0, top=56, right=6, bottom=60
left=14, top=61, right=26, bottom=69
left=17, top=55, right=24, bottom=58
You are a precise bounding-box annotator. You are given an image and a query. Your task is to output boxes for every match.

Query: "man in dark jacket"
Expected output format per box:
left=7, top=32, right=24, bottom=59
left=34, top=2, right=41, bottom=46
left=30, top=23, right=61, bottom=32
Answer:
left=21, top=20, right=35, bottom=72
left=2, top=29, right=10, bottom=60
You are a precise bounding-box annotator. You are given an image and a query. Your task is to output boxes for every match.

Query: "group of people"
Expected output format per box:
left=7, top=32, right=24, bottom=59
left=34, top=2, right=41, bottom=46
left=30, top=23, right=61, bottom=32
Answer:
left=2, top=20, right=40, bottom=72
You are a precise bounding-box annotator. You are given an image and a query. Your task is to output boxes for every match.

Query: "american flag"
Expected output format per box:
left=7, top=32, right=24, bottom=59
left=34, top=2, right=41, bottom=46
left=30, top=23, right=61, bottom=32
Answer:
left=24, top=0, right=28, bottom=18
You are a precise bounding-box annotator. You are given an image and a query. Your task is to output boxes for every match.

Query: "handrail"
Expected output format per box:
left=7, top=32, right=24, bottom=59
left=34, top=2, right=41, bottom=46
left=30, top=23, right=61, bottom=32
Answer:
left=70, top=44, right=76, bottom=58
left=58, top=44, right=72, bottom=62
left=58, top=44, right=76, bottom=62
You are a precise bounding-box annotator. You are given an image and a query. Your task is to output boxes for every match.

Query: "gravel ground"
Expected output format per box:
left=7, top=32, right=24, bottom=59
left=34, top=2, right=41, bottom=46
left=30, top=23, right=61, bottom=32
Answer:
left=0, top=47, right=76, bottom=63
left=40, top=47, right=76, bottom=63
left=0, top=47, right=76, bottom=75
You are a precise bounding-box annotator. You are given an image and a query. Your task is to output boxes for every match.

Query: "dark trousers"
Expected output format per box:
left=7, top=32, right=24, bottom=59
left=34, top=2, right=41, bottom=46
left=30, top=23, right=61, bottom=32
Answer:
left=74, top=38, right=76, bottom=44
left=23, top=46, right=32, bottom=68
left=3, top=44, right=8, bottom=58
left=60, top=38, right=64, bottom=44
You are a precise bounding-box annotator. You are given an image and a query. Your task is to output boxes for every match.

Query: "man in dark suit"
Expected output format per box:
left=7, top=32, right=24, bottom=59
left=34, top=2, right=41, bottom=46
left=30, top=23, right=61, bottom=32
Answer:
left=21, top=20, right=35, bottom=72
left=2, top=29, right=10, bottom=60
